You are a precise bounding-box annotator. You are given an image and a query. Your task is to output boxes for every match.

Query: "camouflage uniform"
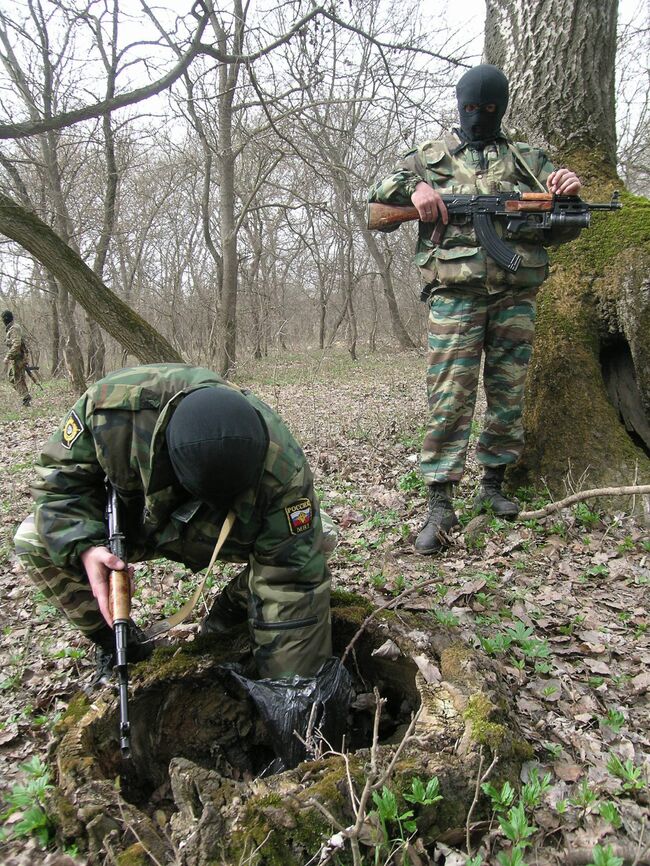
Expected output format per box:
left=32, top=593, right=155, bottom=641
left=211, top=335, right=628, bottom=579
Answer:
left=369, top=130, right=575, bottom=482
left=4, top=319, right=30, bottom=404
left=14, top=364, right=331, bottom=679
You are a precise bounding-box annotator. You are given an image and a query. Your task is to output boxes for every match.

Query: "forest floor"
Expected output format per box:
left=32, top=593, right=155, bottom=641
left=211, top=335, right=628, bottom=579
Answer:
left=0, top=349, right=647, bottom=866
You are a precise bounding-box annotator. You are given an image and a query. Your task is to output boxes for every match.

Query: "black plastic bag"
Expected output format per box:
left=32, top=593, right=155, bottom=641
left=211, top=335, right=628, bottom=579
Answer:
left=225, top=657, right=353, bottom=772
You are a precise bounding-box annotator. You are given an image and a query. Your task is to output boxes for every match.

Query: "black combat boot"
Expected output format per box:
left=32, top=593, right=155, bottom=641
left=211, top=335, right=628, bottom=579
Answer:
left=199, top=591, right=248, bottom=637
left=88, top=622, right=153, bottom=689
left=474, top=466, right=519, bottom=518
left=22, top=394, right=31, bottom=406
left=414, top=482, right=459, bottom=555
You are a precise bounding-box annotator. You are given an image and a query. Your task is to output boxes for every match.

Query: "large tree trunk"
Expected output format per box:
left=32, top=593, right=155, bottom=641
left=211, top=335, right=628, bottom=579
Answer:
left=0, top=193, right=183, bottom=364
left=486, top=0, right=617, bottom=163
left=485, top=0, right=650, bottom=496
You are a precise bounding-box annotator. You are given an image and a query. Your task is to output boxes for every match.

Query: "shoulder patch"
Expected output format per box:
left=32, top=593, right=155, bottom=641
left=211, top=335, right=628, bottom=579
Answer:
left=61, top=410, right=84, bottom=449
left=285, top=498, right=313, bottom=535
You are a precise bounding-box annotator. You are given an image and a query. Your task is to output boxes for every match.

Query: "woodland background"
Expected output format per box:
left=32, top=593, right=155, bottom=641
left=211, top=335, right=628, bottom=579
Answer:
left=0, top=1, right=648, bottom=865
left=0, top=0, right=647, bottom=376
left=0, top=0, right=649, bottom=492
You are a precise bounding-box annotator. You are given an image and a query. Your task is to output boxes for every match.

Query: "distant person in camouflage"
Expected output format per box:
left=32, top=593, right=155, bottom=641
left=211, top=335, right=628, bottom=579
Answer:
left=15, top=364, right=335, bottom=692
left=368, top=64, right=582, bottom=554
left=2, top=309, right=31, bottom=406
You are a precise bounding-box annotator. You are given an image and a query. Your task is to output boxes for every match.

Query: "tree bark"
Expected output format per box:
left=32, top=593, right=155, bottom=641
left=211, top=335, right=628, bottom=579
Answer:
left=0, top=193, right=183, bottom=364
left=213, top=3, right=245, bottom=377
left=485, top=0, right=650, bottom=495
left=486, top=0, right=617, bottom=166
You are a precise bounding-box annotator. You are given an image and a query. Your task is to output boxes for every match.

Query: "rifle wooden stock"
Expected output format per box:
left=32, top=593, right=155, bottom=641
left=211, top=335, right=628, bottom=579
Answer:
left=109, top=569, right=131, bottom=623
left=367, top=202, right=419, bottom=231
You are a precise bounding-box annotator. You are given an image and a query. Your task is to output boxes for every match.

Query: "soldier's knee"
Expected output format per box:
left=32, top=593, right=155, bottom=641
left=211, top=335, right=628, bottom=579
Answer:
left=14, top=514, right=47, bottom=569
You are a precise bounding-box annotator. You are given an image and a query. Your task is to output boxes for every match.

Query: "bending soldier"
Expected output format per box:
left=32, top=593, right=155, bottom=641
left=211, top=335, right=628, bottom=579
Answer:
left=15, top=364, right=343, bottom=759
left=368, top=64, right=582, bottom=554
left=2, top=309, right=32, bottom=407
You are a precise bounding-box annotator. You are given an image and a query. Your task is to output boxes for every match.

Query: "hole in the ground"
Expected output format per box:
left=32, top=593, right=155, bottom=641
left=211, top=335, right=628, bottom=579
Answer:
left=85, top=625, right=421, bottom=818
left=600, top=336, right=650, bottom=455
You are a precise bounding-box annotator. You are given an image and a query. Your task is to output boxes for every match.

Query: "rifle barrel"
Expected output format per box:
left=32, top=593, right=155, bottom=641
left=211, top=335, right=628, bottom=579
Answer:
left=118, top=680, right=131, bottom=756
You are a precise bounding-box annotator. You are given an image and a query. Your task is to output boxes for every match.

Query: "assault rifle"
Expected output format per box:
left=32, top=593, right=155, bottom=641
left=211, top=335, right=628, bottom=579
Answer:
left=25, top=364, right=44, bottom=390
left=106, top=484, right=132, bottom=758
left=367, top=192, right=622, bottom=272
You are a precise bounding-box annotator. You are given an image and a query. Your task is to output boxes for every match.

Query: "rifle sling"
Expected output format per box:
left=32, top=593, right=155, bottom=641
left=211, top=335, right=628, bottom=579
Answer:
left=506, top=138, right=547, bottom=192
left=145, top=509, right=236, bottom=638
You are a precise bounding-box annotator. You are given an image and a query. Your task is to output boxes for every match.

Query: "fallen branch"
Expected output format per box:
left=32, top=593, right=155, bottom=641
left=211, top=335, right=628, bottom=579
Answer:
left=519, top=484, right=650, bottom=520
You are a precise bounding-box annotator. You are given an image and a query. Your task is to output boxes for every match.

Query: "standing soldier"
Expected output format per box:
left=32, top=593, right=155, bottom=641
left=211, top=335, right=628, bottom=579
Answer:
left=2, top=309, right=32, bottom=406
left=368, top=64, right=582, bottom=554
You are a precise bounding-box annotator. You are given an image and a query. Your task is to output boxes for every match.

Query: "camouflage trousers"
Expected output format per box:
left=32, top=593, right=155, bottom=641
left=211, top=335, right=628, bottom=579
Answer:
left=14, top=514, right=110, bottom=641
left=14, top=512, right=339, bottom=679
left=7, top=358, right=29, bottom=401
left=420, top=286, right=537, bottom=483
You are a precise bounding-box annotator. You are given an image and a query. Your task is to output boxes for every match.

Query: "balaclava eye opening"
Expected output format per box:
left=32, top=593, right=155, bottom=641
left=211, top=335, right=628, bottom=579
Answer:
left=165, top=386, right=268, bottom=509
left=456, top=64, right=509, bottom=146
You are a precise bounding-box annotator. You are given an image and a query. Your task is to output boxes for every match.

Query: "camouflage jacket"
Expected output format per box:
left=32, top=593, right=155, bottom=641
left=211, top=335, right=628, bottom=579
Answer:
left=4, top=321, right=27, bottom=363
left=368, top=130, right=577, bottom=294
left=32, top=364, right=325, bottom=587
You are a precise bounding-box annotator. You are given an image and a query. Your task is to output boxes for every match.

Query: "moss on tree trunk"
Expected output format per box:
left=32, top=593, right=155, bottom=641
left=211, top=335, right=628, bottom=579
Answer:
left=510, top=152, right=650, bottom=497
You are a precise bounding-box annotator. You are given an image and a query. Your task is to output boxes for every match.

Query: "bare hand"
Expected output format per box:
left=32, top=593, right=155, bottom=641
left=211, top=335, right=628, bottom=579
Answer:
left=547, top=168, right=582, bottom=195
left=80, top=545, right=132, bottom=627
left=411, top=182, right=448, bottom=224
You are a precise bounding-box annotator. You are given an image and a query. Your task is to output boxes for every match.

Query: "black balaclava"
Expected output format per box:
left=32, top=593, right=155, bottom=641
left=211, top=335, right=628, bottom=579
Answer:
left=456, top=64, right=509, bottom=146
left=165, top=387, right=268, bottom=509
left=1, top=310, right=13, bottom=328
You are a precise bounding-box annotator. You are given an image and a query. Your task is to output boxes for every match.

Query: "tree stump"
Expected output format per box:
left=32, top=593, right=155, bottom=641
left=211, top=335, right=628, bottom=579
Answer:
left=48, top=594, right=529, bottom=865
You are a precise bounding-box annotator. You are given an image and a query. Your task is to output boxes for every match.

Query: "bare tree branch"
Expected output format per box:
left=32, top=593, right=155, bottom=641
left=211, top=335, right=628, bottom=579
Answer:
left=0, top=191, right=183, bottom=363
left=0, top=5, right=210, bottom=139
